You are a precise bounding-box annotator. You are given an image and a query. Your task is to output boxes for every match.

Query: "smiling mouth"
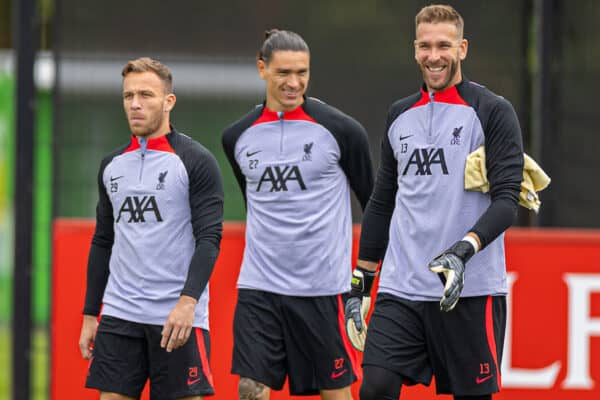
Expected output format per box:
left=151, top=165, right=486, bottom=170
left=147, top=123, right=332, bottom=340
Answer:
left=427, top=66, right=445, bottom=72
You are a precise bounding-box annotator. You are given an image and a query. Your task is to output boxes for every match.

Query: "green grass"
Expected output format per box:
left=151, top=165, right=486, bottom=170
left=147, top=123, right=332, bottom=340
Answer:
left=0, top=324, right=48, bottom=400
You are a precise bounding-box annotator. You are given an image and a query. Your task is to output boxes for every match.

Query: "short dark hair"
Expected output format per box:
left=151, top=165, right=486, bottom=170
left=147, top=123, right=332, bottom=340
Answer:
left=415, top=4, right=464, bottom=39
left=257, top=29, right=310, bottom=64
left=121, top=57, right=173, bottom=93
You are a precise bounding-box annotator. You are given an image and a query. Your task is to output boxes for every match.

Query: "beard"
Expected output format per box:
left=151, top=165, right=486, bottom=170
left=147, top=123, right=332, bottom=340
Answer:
left=128, top=109, right=165, bottom=138
left=422, top=57, right=460, bottom=92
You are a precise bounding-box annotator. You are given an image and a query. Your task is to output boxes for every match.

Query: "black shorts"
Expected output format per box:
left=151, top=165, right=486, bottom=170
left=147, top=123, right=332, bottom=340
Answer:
left=86, top=315, right=214, bottom=399
left=363, top=293, right=506, bottom=396
left=231, top=289, right=360, bottom=396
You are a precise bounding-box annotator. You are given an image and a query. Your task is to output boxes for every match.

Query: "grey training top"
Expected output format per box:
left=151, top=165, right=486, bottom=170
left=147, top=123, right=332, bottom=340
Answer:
left=359, top=78, right=524, bottom=300
left=83, top=129, right=224, bottom=329
left=223, top=97, right=374, bottom=296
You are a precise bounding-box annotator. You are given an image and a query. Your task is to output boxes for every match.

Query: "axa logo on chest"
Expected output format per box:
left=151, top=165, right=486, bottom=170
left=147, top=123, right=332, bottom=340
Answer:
left=116, top=195, right=163, bottom=223
left=402, top=148, right=449, bottom=175
left=256, top=165, right=307, bottom=192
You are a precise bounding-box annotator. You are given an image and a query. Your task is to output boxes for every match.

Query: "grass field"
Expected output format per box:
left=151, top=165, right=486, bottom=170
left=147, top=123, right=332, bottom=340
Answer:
left=0, top=325, right=48, bottom=400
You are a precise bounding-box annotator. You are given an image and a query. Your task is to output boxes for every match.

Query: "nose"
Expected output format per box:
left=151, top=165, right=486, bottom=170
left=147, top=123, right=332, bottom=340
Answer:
left=428, top=47, right=441, bottom=62
left=130, top=94, right=142, bottom=109
left=286, top=74, right=300, bottom=89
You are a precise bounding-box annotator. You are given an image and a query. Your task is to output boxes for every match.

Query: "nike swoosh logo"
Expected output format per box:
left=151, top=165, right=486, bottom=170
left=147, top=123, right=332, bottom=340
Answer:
left=399, top=135, right=413, bottom=141
left=110, top=176, right=124, bottom=182
left=475, top=374, right=493, bottom=384
left=187, top=377, right=202, bottom=386
left=246, top=150, right=261, bottom=157
left=331, top=369, right=348, bottom=379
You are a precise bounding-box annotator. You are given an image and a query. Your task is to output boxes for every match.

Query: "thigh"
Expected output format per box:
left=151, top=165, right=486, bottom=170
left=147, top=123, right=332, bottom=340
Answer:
left=146, top=326, right=215, bottom=399
left=362, top=293, right=433, bottom=386
left=425, top=295, right=506, bottom=396
left=281, top=294, right=359, bottom=395
left=359, top=365, right=403, bottom=400
left=231, top=289, right=287, bottom=390
left=86, top=315, right=148, bottom=398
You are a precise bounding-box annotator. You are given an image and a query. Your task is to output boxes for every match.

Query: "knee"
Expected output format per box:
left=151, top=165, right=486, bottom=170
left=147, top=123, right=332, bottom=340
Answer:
left=359, top=382, right=395, bottom=400
left=359, top=366, right=402, bottom=400
left=238, top=377, right=266, bottom=400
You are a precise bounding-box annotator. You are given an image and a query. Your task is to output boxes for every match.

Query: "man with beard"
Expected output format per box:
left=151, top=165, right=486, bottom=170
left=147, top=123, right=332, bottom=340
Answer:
left=344, top=5, right=524, bottom=400
left=78, top=57, right=223, bottom=400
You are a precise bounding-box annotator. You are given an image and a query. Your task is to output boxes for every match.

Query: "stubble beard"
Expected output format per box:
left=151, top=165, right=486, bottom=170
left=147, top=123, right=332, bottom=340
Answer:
left=423, top=58, right=460, bottom=92
left=129, top=109, right=165, bottom=138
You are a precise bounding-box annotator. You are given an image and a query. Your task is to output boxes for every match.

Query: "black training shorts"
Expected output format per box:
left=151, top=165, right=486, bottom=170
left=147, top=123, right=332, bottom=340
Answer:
left=231, top=289, right=360, bottom=396
left=363, top=293, right=506, bottom=396
left=86, top=315, right=214, bottom=399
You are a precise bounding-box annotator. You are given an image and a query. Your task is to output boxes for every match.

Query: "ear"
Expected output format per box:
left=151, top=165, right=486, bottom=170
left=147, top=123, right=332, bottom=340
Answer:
left=413, top=40, right=419, bottom=62
left=459, top=38, right=468, bottom=61
left=257, top=59, right=267, bottom=80
left=164, top=93, right=176, bottom=112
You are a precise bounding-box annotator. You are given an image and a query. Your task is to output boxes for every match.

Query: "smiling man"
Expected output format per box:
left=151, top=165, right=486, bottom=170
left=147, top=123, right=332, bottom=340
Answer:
left=79, top=57, right=224, bottom=400
left=222, top=30, right=374, bottom=400
left=344, top=5, right=524, bottom=400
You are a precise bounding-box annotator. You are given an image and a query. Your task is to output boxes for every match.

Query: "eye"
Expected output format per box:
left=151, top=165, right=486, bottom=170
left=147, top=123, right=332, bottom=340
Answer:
left=123, top=93, right=133, bottom=100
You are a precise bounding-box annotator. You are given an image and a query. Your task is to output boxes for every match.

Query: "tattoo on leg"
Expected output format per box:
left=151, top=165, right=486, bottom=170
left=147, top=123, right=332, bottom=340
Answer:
left=238, top=377, right=266, bottom=400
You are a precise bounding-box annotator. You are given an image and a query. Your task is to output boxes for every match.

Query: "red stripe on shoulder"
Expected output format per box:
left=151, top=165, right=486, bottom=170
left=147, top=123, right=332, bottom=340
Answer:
left=146, top=135, right=175, bottom=153
left=410, top=85, right=469, bottom=109
left=251, top=108, right=279, bottom=126
left=286, top=105, right=317, bottom=123
left=251, top=105, right=317, bottom=126
left=410, top=89, right=430, bottom=109
left=123, top=135, right=175, bottom=153
left=123, top=136, right=139, bottom=153
left=435, top=85, right=468, bottom=106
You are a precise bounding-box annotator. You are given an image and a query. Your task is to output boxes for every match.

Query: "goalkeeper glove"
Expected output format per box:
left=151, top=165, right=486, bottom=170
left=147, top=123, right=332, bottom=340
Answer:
left=345, top=266, right=377, bottom=351
left=428, top=240, right=476, bottom=312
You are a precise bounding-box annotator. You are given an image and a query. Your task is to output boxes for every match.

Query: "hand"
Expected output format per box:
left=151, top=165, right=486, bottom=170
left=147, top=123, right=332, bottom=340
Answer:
left=79, top=314, right=99, bottom=359
left=161, top=295, right=198, bottom=352
left=345, top=295, right=371, bottom=351
left=428, top=240, right=476, bottom=312
left=344, top=266, right=377, bottom=351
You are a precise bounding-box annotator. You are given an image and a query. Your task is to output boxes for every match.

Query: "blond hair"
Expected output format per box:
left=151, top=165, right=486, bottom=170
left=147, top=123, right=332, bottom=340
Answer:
left=121, top=57, right=173, bottom=93
left=415, top=4, right=464, bottom=39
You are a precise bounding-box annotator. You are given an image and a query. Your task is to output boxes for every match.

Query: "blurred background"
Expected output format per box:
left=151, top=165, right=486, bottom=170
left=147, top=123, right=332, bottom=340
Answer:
left=1, top=0, right=599, bottom=399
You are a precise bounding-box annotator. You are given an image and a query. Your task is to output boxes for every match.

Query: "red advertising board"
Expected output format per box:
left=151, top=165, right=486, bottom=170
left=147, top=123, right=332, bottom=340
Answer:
left=51, top=220, right=600, bottom=399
